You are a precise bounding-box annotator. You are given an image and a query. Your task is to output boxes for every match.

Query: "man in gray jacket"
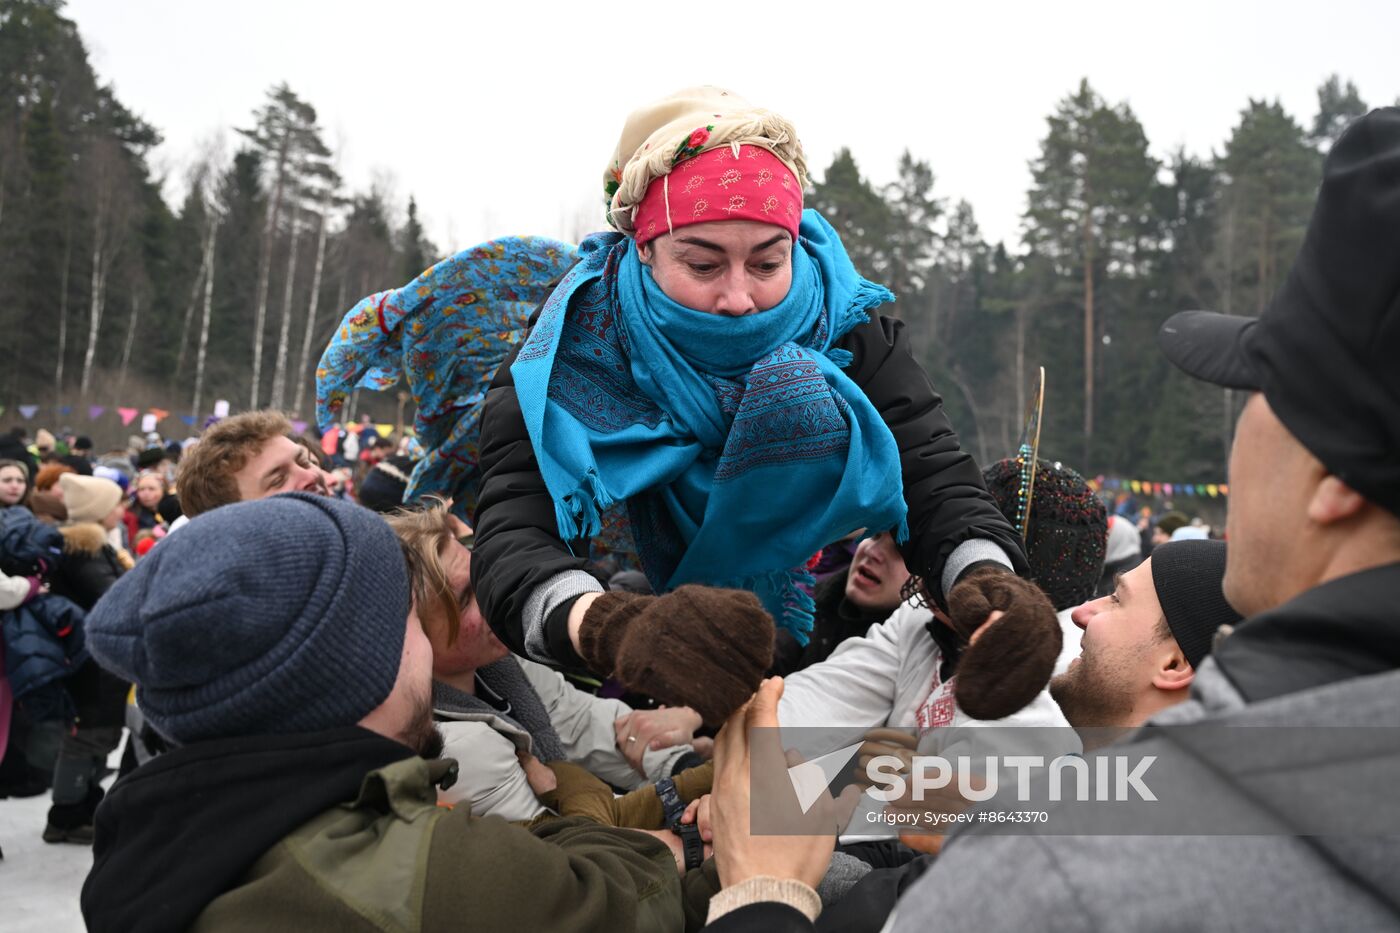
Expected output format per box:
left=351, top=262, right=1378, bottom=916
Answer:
left=880, top=106, right=1400, bottom=933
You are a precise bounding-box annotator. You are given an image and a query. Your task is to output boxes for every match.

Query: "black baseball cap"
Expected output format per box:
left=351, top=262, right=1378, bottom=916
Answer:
left=1158, top=107, right=1400, bottom=517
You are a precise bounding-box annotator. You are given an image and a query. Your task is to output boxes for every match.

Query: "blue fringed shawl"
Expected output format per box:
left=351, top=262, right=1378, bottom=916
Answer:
left=512, top=210, right=906, bottom=641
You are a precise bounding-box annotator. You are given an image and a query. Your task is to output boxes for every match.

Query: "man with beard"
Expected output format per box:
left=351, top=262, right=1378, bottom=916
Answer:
left=78, top=494, right=686, bottom=933
left=1050, top=540, right=1240, bottom=747
left=175, top=410, right=332, bottom=518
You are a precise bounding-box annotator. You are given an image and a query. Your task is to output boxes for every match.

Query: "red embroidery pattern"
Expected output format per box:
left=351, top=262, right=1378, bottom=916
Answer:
left=915, top=667, right=958, bottom=734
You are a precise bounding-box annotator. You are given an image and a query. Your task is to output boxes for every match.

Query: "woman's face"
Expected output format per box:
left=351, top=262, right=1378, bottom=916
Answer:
left=136, top=475, right=164, bottom=510
left=0, top=466, right=26, bottom=506
left=639, top=221, right=793, bottom=316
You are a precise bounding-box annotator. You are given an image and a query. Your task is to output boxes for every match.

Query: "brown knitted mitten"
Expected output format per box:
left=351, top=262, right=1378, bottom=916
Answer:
left=578, top=585, right=774, bottom=727
left=947, top=568, right=1062, bottom=721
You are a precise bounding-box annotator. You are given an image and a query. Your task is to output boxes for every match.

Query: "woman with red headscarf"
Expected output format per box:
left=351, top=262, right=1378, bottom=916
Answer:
left=471, top=88, right=1048, bottom=727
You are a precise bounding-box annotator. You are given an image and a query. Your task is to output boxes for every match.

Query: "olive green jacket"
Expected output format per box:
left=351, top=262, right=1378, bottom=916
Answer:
left=84, top=734, right=686, bottom=930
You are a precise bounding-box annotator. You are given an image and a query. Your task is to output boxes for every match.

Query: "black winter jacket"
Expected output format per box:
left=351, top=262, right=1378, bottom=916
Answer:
left=51, top=522, right=127, bottom=611
left=771, top=569, right=896, bottom=676
left=473, top=313, right=1027, bottom=664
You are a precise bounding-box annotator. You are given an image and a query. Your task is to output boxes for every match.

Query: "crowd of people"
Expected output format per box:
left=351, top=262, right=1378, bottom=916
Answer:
left=0, top=91, right=1396, bottom=932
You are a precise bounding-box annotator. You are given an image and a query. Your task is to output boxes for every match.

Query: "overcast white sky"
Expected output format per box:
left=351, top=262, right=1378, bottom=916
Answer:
left=65, top=0, right=1398, bottom=254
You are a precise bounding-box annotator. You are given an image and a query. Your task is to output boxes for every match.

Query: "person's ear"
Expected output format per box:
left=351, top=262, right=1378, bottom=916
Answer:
left=636, top=240, right=654, bottom=266
left=1151, top=646, right=1195, bottom=693
left=1307, top=475, right=1367, bottom=527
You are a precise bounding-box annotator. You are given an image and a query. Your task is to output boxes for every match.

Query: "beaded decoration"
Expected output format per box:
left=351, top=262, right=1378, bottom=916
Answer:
left=1016, top=367, right=1046, bottom=540
left=1014, top=443, right=1035, bottom=537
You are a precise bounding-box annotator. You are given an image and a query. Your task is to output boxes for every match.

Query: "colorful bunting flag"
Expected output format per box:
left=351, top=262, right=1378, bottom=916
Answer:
left=180, top=415, right=197, bottom=427
left=59, top=405, right=72, bottom=416
left=117, top=407, right=139, bottom=426
left=18, top=405, right=38, bottom=420
left=1097, top=477, right=1228, bottom=498
left=374, top=423, right=394, bottom=438
left=291, top=419, right=309, bottom=436
left=89, top=405, right=105, bottom=420
left=148, top=408, right=170, bottom=423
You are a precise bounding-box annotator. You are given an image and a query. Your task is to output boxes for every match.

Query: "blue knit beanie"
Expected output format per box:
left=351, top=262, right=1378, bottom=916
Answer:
left=85, top=493, right=410, bottom=745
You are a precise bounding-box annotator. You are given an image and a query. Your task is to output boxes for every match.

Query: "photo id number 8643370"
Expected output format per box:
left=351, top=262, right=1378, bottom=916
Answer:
left=976, top=810, right=1049, bottom=824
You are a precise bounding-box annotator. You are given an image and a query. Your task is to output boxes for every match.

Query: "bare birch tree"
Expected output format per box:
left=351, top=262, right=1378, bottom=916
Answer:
left=191, top=220, right=218, bottom=418
left=268, top=203, right=303, bottom=409
left=79, top=137, right=132, bottom=398
left=239, top=83, right=332, bottom=409
left=291, top=182, right=339, bottom=416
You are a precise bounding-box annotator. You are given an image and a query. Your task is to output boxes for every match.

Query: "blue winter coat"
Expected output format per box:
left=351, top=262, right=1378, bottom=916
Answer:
left=0, top=505, right=64, bottom=577
left=1, top=591, right=88, bottom=699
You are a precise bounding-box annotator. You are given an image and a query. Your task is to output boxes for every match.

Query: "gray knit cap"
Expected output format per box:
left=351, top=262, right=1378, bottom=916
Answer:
left=85, top=493, right=410, bottom=744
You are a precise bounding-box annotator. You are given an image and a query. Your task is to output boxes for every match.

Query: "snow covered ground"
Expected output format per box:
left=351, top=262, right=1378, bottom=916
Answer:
left=0, top=790, right=90, bottom=932
left=0, top=745, right=123, bottom=932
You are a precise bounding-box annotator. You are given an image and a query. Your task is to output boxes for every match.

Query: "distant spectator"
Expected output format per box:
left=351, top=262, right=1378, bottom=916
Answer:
left=130, top=472, right=168, bottom=532
left=58, top=454, right=93, bottom=476
left=1151, top=510, right=1188, bottom=547
left=0, top=459, right=28, bottom=509
left=1095, top=514, right=1144, bottom=597
left=44, top=473, right=132, bottom=844
left=357, top=455, right=415, bottom=513
left=34, top=462, right=76, bottom=496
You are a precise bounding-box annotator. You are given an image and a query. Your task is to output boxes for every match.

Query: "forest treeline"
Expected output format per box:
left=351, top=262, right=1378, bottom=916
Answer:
left=0, top=0, right=1390, bottom=481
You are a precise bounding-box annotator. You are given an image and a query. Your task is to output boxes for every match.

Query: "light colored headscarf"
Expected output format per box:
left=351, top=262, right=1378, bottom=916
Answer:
left=603, top=86, right=809, bottom=237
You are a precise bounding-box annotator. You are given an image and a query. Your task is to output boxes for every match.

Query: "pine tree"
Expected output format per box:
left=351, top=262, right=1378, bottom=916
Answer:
left=236, top=83, right=334, bottom=409
left=1023, top=79, right=1160, bottom=467
left=1310, top=74, right=1367, bottom=152
left=808, top=148, right=895, bottom=281
left=398, top=195, right=436, bottom=282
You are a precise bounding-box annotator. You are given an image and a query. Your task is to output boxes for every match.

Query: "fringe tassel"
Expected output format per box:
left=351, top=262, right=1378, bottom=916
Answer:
left=826, top=347, right=854, bottom=369
left=718, top=568, right=818, bottom=647
left=831, top=278, right=897, bottom=341
left=553, top=469, right=612, bottom=542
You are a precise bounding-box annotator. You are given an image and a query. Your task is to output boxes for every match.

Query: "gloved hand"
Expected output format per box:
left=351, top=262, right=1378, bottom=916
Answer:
left=946, top=567, right=1061, bottom=721
left=578, top=584, right=775, bottom=727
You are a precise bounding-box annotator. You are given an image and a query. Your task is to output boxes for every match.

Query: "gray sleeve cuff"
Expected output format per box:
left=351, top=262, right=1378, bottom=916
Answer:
left=940, top=538, right=1015, bottom=598
left=522, top=570, right=605, bottom=664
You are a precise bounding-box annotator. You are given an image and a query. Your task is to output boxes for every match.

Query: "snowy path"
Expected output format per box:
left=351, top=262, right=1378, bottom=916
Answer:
left=0, top=744, right=126, bottom=931
left=0, top=791, right=88, bottom=932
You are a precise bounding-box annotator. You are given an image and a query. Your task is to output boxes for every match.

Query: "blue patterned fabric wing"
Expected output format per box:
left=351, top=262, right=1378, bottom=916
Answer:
left=316, top=236, right=577, bottom=515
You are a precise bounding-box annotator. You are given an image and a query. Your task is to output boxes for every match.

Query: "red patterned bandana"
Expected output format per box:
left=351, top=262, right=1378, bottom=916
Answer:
left=633, top=144, right=803, bottom=246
